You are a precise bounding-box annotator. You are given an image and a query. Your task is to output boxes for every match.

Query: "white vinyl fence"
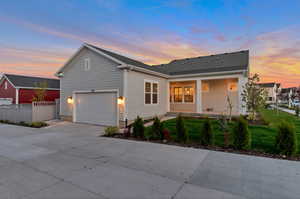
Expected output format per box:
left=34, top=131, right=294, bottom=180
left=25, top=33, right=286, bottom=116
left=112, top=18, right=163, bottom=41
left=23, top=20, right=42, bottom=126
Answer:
left=0, top=101, right=58, bottom=123
left=32, top=101, right=56, bottom=122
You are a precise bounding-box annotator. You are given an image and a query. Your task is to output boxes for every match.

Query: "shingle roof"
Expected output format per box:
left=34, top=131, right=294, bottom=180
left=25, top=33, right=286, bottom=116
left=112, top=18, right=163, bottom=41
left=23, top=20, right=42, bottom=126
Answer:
left=86, top=43, right=249, bottom=76
left=4, top=74, right=60, bottom=89
left=86, top=44, right=166, bottom=74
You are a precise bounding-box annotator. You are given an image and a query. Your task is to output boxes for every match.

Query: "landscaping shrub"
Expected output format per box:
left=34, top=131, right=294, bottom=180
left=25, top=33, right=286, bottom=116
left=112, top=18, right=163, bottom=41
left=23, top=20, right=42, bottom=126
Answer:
left=232, top=117, right=251, bottom=150
left=28, top=121, right=48, bottom=128
left=176, top=114, right=188, bottom=143
left=275, top=121, right=297, bottom=156
left=152, top=116, right=164, bottom=140
left=162, top=128, right=171, bottom=141
left=200, top=119, right=214, bottom=146
left=132, top=116, right=145, bottom=138
left=295, top=106, right=299, bottom=117
left=123, top=126, right=131, bottom=138
left=104, top=126, right=119, bottom=136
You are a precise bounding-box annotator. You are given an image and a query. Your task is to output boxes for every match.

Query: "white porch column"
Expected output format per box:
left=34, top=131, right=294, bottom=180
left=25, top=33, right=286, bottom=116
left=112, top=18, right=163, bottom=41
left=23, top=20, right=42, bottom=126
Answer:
left=238, top=75, right=247, bottom=115
left=166, top=81, right=170, bottom=112
left=196, top=79, right=202, bottom=113
left=123, top=69, right=128, bottom=121
left=15, top=88, right=19, bottom=105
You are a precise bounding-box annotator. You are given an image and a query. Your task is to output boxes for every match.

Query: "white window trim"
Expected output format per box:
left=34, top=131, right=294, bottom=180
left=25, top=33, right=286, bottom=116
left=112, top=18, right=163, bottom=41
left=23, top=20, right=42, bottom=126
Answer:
left=4, top=82, right=8, bottom=90
left=170, top=86, right=195, bottom=104
left=144, top=79, right=159, bottom=105
left=84, top=58, right=90, bottom=71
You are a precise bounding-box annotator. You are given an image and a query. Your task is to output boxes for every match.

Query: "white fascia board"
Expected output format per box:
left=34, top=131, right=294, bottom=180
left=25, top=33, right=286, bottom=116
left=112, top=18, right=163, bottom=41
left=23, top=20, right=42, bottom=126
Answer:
left=2, top=75, right=16, bottom=88
left=16, top=87, right=60, bottom=90
left=83, top=44, right=126, bottom=65
left=168, top=73, right=245, bottom=82
left=55, top=44, right=127, bottom=77
left=55, top=45, right=85, bottom=77
left=168, top=70, right=247, bottom=79
left=124, top=65, right=169, bottom=78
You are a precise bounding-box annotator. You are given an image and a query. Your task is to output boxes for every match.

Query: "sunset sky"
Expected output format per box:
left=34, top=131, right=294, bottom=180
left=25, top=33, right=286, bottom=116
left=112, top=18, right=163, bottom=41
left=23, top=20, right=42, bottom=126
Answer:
left=1, top=0, right=300, bottom=87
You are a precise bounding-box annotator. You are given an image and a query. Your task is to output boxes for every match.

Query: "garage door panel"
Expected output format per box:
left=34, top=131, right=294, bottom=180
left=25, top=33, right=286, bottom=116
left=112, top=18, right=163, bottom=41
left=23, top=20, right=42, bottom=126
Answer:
left=74, top=92, right=117, bottom=126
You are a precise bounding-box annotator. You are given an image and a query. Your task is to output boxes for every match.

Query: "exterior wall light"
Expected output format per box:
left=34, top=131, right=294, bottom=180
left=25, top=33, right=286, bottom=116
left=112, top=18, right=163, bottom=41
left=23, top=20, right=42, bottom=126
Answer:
left=118, top=96, right=125, bottom=105
left=67, top=96, right=73, bottom=104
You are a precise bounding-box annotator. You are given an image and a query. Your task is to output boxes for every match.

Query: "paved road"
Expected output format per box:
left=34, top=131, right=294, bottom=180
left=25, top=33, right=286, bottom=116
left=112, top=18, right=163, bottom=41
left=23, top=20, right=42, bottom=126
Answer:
left=0, top=122, right=299, bottom=199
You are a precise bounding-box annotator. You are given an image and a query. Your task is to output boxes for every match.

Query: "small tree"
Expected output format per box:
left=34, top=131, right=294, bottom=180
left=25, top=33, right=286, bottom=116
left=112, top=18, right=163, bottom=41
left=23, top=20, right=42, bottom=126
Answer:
left=200, top=119, right=214, bottom=146
left=241, top=73, right=267, bottom=120
left=218, top=114, right=230, bottom=147
left=232, top=117, right=251, bottom=150
left=132, top=116, right=145, bottom=138
left=176, top=114, right=188, bottom=143
left=275, top=121, right=297, bottom=156
left=32, top=81, right=48, bottom=101
left=152, top=116, right=164, bottom=140
left=227, top=95, right=233, bottom=122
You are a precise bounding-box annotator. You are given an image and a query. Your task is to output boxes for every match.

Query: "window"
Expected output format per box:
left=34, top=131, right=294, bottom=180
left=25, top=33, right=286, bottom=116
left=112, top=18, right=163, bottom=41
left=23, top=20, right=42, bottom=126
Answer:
left=174, top=87, right=183, bottom=103
left=171, top=86, right=194, bottom=103
left=184, top=87, right=194, bottom=103
left=145, top=82, right=151, bottom=104
left=228, top=82, right=237, bottom=92
left=202, top=82, right=209, bottom=92
left=269, top=97, right=273, bottom=101
left=4, top=82, right=8, bottom=90
left=144, top=81, right=159, bottom=104
left=84, top=58, right=90, bottom=71
left=152, top=83, right=158, bottom=104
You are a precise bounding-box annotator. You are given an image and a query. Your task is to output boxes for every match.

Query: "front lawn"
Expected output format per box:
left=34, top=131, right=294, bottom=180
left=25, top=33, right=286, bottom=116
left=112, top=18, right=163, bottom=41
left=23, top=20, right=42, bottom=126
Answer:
left=159, top=109, right=300, bottom=155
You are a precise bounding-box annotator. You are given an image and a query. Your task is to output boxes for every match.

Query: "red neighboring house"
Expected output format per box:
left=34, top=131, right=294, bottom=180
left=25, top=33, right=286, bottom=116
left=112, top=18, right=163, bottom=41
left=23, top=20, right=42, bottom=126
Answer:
left=0, top=74, right=60, bottom=104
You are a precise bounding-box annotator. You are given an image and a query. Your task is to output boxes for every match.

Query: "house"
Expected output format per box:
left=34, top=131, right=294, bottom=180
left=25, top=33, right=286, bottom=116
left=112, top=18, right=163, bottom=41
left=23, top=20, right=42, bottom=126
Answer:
left=0, top=74, right=60, bottom=105
left=56, top=43, right=249, bottom=127
left=258, top=82, right=281, bottom=104
left=280, top=87, right=297, bottom=107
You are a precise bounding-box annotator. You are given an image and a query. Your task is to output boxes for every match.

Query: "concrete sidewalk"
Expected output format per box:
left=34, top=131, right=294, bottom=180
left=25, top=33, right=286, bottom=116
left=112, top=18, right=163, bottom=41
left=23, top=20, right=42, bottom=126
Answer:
left=0, top=123, right=299, bottom=199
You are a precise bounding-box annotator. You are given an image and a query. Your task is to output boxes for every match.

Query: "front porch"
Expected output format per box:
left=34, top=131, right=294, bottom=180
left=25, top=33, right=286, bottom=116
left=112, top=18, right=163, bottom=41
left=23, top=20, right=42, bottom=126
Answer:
left=168, top=77, right=243, bottom=116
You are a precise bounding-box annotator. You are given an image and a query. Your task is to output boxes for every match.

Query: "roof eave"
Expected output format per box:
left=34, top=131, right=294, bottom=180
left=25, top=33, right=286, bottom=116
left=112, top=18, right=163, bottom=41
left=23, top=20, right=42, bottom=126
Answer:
left=168, top=69, right=248, bottom=79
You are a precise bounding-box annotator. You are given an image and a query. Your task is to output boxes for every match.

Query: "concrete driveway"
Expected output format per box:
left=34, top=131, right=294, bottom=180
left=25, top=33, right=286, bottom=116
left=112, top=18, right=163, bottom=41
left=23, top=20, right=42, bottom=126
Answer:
left=0, top=122, right=299, bottom=199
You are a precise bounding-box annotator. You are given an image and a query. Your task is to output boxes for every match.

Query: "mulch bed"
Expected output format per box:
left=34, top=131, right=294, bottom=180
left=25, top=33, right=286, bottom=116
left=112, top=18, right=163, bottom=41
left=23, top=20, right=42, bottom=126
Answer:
left=103, top=134, right=300, bottom=161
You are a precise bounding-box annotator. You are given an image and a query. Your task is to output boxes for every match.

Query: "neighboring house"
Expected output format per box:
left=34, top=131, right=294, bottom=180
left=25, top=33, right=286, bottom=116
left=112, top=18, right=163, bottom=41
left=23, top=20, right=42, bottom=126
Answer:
left=56, top=43, right=249, bottom=126
left=258, top=82, right=281, bottom=104
left=280, top=87, right=297, bottom=107
left=0, top=74, right=60, bottom=105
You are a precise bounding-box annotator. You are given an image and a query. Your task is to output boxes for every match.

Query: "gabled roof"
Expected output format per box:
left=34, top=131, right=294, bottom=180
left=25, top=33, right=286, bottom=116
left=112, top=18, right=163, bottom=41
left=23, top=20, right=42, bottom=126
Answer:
left=85, top=44, right=166, bottom=74
left=3, top=74, right=60, bottom=89
left=56, top=43, right=249, bottom=77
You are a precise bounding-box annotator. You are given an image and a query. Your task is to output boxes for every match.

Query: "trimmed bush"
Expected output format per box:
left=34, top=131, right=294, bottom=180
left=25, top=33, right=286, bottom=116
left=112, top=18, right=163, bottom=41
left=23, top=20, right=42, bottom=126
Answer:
left=176, top=114, right=188, bottom=143
left=200, top=119, right=214, bottom=146
left=232, top=117, right=251, bottom=150
left=28, top=121, right=48, bottom=128
left=132, top=116, right=145, bottom=138
left=275, top=121, right=297, bottom=156
left=104, top=126, right=119, bottom=136
left=295, top=106, right=299, bottom=117
left=162, top=128, right=171, bottom=141
left=152, top=117, right=164, bottom=140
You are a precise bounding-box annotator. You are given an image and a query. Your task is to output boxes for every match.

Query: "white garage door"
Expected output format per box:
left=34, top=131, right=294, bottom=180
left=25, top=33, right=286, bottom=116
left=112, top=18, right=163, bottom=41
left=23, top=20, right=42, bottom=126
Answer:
left=74, top=91, right=118, bottom=126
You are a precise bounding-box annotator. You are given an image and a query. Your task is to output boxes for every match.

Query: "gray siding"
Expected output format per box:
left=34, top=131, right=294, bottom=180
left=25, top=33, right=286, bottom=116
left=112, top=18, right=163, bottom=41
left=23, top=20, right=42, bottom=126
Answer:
left=60, top=47, right=123, bottom=117
left=126, top=70, right=168, bottom=121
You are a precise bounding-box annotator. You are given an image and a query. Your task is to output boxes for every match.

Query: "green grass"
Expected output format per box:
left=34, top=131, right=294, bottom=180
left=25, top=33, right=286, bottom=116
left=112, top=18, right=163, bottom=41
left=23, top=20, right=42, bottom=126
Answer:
left=157, top=109, right=300, bottom=155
